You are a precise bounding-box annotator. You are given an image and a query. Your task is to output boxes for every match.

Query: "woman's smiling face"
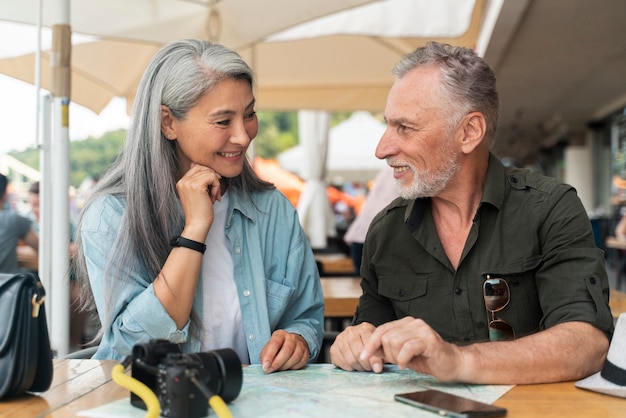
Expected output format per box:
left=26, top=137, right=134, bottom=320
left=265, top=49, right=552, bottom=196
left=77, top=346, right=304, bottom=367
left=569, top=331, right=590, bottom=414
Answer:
left=164, top=78, right=258, bottom=177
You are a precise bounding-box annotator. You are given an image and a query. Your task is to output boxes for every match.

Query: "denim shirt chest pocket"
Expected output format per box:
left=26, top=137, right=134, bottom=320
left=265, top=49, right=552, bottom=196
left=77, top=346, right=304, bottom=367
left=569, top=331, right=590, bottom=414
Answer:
left=482, top=255, right=543, bottom=338
left=264, top=277, right=296, bottom=330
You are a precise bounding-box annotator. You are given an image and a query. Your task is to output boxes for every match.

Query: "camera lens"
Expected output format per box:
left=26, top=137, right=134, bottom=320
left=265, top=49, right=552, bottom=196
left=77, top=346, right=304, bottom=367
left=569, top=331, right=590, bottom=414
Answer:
left=190, top=349, right=243, bottom=402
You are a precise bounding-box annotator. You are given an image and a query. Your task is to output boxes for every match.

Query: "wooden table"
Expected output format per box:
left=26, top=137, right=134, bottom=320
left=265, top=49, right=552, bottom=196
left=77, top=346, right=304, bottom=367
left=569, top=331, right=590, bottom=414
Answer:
left=495, top=381, right=625, bottom=417
left=1, top=359, right=624, bottom=417
left=320, top=276, right=361, bottom=318
left=0, top=360, right=127, bottom=418
left=315, top=253, right=355, bottom=276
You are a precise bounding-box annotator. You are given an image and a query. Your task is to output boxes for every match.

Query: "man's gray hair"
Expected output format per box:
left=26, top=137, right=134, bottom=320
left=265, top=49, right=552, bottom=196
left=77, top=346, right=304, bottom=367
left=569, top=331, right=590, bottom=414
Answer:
left=392, top=41, right=499, bottom=143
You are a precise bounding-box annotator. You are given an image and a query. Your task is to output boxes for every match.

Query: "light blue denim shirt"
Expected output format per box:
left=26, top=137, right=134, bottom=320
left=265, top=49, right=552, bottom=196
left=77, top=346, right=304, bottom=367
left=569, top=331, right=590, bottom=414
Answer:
left=81, top=188, right=324, bottom=362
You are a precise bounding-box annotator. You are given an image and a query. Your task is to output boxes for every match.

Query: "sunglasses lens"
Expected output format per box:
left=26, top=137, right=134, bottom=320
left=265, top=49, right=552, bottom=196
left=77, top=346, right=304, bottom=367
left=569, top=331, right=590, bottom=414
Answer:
left=484, top=277, right=514, bottom=341
left=483, top=278, right=510, bottom=311
left=489, top=319, right=515, bottom=341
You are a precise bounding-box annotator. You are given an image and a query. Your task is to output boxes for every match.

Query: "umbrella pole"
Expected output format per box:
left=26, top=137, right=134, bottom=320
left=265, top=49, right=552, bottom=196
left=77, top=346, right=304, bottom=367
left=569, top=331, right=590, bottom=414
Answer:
left=38, top=93, right=53, bottom=328
left=34, top=0, right=43, bottom=148
left=48, top=0, right=71, bottom=356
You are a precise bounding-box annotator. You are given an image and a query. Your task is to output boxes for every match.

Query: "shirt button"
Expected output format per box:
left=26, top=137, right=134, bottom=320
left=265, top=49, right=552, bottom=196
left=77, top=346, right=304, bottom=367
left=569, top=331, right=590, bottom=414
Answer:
left=455, top=288, right=462, bottom=295
left=248, top=334, right=256, bottom=341
left=589, top=277, right=597, bottom=285
left=235, top=247, right=242, bottom=254
left=243, top=289, right=251, bottom=297
left=510, top=176, right=518, bottom=183
left=398, top=289, right=405, bottom=297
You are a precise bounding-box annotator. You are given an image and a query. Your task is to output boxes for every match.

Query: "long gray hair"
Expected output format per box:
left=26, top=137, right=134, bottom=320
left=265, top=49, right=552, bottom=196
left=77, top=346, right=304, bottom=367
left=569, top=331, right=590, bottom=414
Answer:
left=392, top=41, right=499, bottom=145
left=73, top=39, right=273, bottom=337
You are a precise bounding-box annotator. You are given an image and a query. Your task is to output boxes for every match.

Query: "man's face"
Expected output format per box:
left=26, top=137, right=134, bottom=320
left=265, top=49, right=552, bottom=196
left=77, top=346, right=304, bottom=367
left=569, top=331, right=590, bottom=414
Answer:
left=375, top=66, right=461, bottom=200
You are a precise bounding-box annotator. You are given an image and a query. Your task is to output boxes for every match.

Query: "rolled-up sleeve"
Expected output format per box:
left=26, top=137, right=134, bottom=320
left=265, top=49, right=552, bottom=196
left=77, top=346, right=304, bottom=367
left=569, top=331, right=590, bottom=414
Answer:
left=535, top=187, right=614, bottom=337
left=81, top=196, right=190, bottom=360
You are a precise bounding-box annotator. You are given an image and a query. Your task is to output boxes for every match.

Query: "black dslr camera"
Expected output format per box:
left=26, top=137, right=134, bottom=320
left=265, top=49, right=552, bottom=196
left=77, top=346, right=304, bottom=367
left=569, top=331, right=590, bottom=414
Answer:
left=130, top=339, right=243, bottom=418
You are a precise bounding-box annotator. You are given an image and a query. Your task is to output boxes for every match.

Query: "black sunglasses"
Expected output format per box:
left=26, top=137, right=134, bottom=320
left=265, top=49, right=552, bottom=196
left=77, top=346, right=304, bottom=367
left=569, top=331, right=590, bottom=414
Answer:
left=483, top=276, right=515, bottom=341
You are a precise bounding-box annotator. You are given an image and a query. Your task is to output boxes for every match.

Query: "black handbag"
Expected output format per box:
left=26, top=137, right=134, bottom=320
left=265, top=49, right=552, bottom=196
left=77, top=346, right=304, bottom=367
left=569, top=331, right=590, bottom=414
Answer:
left=0, top=272, right=53, bottom=399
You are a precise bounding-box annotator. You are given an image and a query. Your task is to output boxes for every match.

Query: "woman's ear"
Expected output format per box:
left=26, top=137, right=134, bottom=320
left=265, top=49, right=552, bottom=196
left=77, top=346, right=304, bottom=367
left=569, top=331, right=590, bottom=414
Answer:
left=161, top=105, right=176, bottom=140
left=460, top=112, right=486, bottom=154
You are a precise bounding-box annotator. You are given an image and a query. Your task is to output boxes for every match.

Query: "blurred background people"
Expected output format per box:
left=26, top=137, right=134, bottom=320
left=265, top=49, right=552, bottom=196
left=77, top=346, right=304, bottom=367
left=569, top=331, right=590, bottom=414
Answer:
left=0, top=173, right=38, bottom=273
left=343, top=166, right=398, bottom=274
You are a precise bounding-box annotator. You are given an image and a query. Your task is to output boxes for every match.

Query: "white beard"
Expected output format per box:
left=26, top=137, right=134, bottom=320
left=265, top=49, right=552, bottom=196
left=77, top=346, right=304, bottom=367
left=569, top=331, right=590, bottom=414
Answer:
left=396, top=147, right=461, bottom=200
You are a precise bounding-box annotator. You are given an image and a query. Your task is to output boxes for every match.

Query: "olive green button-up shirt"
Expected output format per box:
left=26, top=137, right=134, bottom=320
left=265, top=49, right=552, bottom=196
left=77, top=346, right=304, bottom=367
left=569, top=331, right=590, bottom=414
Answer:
left=355, top=153, right=614, bottom=343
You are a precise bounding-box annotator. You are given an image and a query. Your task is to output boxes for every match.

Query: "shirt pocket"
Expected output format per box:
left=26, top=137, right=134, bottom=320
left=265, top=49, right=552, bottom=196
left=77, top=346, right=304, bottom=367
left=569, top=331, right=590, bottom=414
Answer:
left=264, top=277, right=295, bottom=329
left=483, top=255, right=543, bottom=338
left=377, top=274, right=431, bottom=322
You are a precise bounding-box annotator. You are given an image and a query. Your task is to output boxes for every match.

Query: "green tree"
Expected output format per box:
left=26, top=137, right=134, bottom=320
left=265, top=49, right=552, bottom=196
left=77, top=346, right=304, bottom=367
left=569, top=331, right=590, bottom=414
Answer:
left=255, top=111, right=298, bottom=159
left=9, top=129, right=125, bottom=188
left=254, top=110, right=352, bottom=160
left=68, top=129, right=125, bottom=186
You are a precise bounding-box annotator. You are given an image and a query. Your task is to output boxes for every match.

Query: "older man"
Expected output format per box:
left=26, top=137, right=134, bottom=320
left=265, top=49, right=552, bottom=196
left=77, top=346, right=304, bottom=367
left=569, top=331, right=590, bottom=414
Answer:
left=330, top=42, right=613, bottom=384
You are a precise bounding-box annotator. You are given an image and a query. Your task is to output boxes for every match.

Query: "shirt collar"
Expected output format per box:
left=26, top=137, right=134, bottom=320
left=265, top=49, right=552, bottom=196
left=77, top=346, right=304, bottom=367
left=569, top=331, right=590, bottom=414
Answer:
left=481, top=152, right=506, bottom=211
left=225, top=189, right=257, bottom=227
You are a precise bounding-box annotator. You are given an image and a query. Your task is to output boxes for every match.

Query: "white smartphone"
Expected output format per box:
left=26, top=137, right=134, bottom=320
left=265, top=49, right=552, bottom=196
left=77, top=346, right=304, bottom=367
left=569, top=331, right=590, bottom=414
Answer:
left=394, top=389, right=507, bottom=418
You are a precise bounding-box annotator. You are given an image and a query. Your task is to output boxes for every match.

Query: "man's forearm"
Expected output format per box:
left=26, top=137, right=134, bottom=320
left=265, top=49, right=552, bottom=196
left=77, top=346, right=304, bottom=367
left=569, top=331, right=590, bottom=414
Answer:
left=457, top=321, right=609, bottom=384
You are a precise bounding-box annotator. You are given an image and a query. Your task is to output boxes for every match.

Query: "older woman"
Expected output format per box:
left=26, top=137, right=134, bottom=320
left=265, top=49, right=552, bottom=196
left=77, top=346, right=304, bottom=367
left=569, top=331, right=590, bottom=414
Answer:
left=74, top=39, right=323, bottom=372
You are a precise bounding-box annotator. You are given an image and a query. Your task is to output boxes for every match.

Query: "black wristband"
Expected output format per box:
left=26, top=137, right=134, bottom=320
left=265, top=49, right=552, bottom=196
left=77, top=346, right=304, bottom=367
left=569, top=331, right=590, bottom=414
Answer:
left=169, top=235, right=206, bottom=254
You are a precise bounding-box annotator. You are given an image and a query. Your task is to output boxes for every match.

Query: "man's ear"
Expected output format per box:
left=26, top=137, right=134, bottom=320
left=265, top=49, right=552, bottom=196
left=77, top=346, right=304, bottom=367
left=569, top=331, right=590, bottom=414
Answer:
left=161, top=105, right=176, bottom=140
left=460, top=112, right=486, bottom=154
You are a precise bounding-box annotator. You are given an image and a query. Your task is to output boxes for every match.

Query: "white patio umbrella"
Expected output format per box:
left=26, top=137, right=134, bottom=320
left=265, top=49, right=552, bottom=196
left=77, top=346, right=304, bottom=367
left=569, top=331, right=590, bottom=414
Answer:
left=0, top=0, right=376, bottom=50
left=243, top=0, right=488, bottom=112
left=0, top=0, right=490, bottom=114
left=295, top=111, right=337, bottom=249
left=0, top=33, right=159, bottom=114
left=0, top=0, right=377, bottom=114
